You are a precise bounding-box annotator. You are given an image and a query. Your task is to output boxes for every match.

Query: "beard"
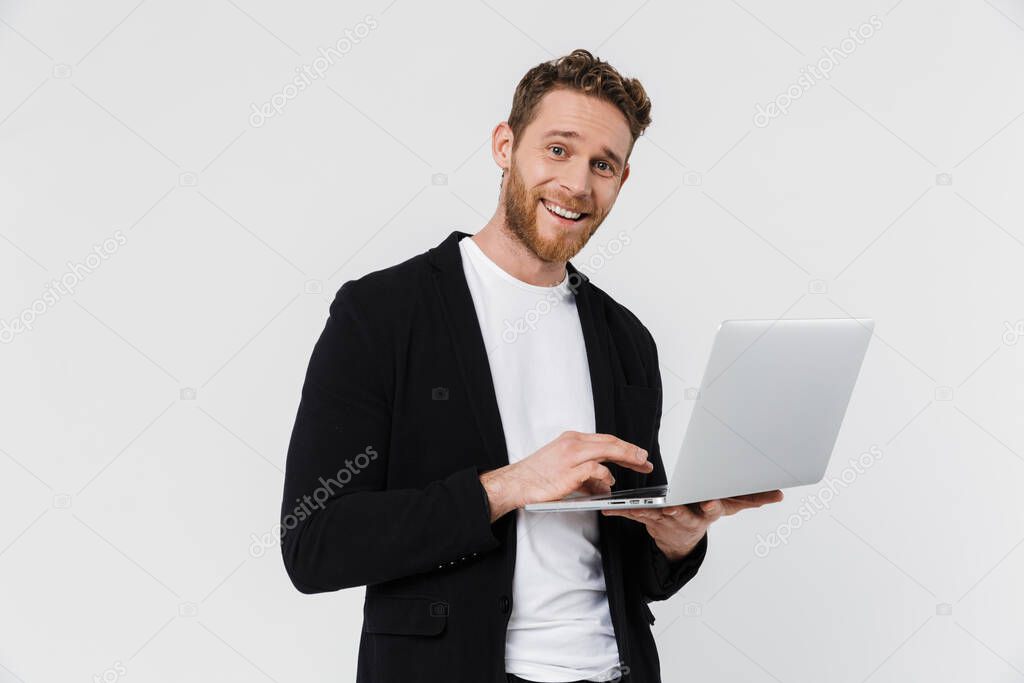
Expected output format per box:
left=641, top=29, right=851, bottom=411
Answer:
left=502, top=158, right=604, bottom=264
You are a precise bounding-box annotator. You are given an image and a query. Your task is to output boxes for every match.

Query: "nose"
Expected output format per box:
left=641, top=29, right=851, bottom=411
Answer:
left=559, top=157, right=592, bottom=202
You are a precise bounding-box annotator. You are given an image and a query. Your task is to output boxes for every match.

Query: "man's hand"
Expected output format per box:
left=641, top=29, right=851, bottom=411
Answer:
left=480, top=431, right=654, bottom=522
left=601, top=490, right=785, bottom=561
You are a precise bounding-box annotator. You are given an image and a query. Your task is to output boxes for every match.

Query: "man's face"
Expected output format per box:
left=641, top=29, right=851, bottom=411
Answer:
left=501, top=88, right=632, bottom=264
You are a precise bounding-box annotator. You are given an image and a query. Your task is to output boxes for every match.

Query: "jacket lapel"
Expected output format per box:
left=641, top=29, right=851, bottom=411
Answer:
left=568, top=258, right=616, bottom=448
left=570, top=258, right=629, bottom=488
left=428, top=230, right=510, bottom=471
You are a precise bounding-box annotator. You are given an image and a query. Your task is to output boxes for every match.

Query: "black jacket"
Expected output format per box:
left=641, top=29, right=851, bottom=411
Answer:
left=280, top=229, right=708, bottom=683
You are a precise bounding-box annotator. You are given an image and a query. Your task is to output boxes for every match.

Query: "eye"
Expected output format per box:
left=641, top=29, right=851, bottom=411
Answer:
left=549, top=145, right=615, bottom=175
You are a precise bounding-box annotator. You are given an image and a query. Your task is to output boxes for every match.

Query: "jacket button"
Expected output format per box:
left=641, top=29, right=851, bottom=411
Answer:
left=498, top=596, right=510, bottom=614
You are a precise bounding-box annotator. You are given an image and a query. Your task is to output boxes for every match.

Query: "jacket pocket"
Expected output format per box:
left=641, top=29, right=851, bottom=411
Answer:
left=362, top=594, right=448, bottom=636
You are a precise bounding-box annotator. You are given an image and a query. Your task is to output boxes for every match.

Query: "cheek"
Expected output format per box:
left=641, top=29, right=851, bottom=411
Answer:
left=523, top=161, right=559, bottom=190
left=596, top=190, right=616, bottom=213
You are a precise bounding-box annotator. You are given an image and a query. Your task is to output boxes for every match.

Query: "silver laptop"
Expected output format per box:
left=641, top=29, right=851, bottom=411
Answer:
left=525, top=318, right=874, bottom=512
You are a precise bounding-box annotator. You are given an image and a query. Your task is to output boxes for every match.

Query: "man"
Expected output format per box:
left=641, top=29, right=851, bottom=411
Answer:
left=280, top=49, right=782, bottom=683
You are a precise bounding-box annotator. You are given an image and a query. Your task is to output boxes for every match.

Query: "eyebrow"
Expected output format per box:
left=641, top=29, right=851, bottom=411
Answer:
left=541, top=129, right=625, bottom=170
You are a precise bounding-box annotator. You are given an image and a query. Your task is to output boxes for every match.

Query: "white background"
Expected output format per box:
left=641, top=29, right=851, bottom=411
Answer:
left=2, top=1, right=1023, bottom=681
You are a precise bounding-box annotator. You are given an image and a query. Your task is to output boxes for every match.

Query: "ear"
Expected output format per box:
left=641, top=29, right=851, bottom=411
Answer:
left=492, top=121, right=514, bottom=174
left=620, top=162, right=630, bottom=188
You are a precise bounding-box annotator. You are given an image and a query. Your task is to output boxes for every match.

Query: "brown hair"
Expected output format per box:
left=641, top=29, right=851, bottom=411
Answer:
left=506, top=49, right=652, bottom=164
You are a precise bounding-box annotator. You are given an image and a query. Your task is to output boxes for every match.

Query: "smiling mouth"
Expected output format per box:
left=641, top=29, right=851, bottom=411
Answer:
left=540, top=199, right=590, bottom=223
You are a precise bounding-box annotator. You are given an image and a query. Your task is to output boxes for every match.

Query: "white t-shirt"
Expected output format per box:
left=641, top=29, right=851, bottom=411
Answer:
left=459, top=235, right=622, bottom=682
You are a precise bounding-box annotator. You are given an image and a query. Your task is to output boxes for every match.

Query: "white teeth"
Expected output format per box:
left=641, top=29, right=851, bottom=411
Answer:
left=543, top=200, right=582, bottom=220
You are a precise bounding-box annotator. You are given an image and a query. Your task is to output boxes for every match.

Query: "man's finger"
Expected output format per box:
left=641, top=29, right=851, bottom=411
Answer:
left=574, top=478, right=613, bottom=496
left=603, top=506, right=699, bottom=528
left=698, top=499, right=726, bottom=522
left=662, top=505, right=702, bottom=523
left=718, top=490, right=785, bottom=514
left=601, top=508, right=663, bottom=523
left=574, top=432, right=621, bottom=443
left=572, top=439, right=653, bottom=474
left=728, top=490, right=784, bottom=505
left=699, top=499, right=721, bottom=514
left=601, top=509, right=644, bottom=521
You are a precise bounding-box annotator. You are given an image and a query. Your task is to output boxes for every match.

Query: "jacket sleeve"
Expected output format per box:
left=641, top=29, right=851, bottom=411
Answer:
left=279, top=281, right=501, bottom=594
left=628, top=325, right=709, bottom=602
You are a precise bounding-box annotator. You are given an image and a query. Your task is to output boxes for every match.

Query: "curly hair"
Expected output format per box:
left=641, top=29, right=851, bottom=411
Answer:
left=506, top=49, right=652, bottom=163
